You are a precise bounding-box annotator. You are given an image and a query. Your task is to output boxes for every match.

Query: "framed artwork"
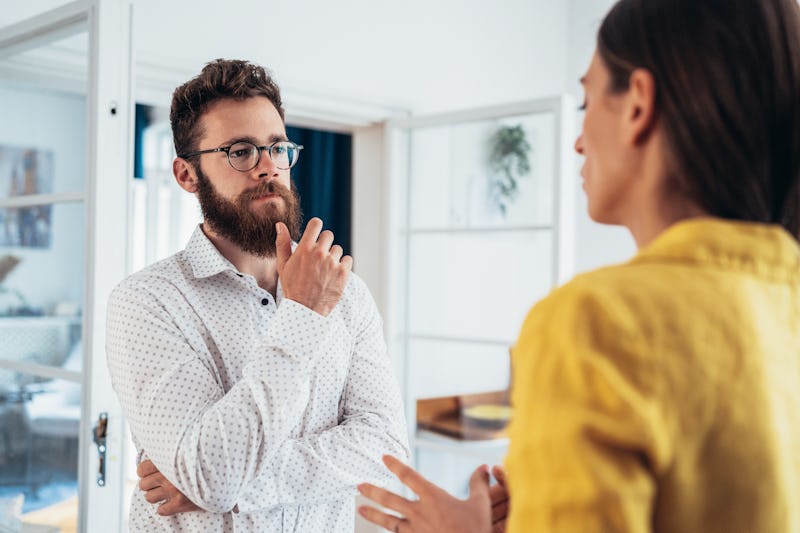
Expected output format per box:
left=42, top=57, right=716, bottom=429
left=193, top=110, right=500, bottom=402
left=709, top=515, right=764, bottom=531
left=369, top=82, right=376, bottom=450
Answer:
left=0, top=145, right=54, bottom=248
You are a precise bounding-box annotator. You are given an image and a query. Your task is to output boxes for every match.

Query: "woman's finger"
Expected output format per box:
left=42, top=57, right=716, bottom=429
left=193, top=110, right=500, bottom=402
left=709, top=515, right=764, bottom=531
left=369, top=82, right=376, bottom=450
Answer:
left=358, top=505, right=405, bottom=532
left=358, top=483, right=415, bottom=516
left=491, top=499, right=509, bottom=523
left=383, top=455, right=439, bottom=498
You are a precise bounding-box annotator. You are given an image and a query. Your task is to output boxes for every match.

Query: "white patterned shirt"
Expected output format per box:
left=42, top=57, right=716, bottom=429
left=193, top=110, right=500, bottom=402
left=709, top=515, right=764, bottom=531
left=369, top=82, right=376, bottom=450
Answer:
left=106, top=226, right=409, bottom=532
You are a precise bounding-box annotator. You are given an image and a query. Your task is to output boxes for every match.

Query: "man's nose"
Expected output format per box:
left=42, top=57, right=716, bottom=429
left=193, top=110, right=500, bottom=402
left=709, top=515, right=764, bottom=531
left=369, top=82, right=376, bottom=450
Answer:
left=254, top=147, right=279, bottom=180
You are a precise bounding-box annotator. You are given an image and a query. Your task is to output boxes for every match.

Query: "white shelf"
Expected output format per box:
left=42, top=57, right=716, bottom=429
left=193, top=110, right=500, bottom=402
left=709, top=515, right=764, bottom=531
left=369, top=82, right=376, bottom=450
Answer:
left=414, top=430, right=509, bottom=459
left=0, top=191, right=85, bottom=208
left=406, top=334, right=512, bottom=347
left=406, top=224, right=554, bottom=235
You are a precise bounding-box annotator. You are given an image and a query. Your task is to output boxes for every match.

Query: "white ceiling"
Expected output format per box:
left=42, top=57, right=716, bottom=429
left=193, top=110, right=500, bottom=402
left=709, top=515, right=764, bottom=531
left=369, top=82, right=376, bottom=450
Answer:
left=3, top=0, right=571, bottom=117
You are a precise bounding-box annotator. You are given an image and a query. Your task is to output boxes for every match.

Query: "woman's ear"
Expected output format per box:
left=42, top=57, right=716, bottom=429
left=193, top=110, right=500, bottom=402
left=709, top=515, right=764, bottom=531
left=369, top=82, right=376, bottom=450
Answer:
left=174, top=158, right=198, bottom=193
left=625, top=67, right=658, bottom=145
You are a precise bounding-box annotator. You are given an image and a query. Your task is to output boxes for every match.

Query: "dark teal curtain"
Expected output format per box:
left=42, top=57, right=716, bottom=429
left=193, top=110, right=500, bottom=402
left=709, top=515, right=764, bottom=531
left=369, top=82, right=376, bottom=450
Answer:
left=286, top=126, right=353, bottom=255
left=133, top=103, right=151, bottom=179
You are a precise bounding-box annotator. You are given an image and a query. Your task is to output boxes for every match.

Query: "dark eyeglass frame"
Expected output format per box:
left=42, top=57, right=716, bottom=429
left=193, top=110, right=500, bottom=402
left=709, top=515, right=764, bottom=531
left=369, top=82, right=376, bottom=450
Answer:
left=179, top=140, right=304, bottom=171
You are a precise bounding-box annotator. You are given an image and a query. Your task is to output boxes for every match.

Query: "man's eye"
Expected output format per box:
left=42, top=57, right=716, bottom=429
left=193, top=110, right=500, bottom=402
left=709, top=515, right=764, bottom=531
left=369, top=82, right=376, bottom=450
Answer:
left=230, top=149, right=250, bottom=159
left=273, top=146, right=287, bottom=154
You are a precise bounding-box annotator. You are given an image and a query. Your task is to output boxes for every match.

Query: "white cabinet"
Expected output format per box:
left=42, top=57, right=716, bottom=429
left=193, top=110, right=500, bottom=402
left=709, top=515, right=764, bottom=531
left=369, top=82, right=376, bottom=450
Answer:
left=388, top=96, right=576, bottom=496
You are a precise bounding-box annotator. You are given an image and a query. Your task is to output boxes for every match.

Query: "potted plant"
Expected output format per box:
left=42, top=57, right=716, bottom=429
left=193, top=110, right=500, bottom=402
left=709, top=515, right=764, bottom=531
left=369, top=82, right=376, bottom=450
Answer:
left=487, top=124, right=532, bottom=216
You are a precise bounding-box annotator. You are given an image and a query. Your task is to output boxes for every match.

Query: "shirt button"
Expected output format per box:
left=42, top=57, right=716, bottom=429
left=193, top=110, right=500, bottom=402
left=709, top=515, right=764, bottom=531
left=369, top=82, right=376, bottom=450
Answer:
left=261, top=298, right=269, bottom=306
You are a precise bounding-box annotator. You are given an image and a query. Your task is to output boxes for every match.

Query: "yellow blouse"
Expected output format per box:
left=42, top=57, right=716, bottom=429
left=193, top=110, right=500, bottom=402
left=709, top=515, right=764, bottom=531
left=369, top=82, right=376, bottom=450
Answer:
left=506, top=218, right=800, bottom=533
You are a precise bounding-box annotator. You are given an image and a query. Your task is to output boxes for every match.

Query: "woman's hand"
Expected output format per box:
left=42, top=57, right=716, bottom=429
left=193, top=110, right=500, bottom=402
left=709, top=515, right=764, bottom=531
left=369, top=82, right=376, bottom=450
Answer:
left=358, top=455, right=492, bottom=533
left=489, top=465, right=509, bottom=532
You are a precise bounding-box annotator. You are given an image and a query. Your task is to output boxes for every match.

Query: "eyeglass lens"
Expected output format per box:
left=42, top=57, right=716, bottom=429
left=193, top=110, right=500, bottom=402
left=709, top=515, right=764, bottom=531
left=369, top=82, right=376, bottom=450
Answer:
left=228, top=141, right=300, bottom=171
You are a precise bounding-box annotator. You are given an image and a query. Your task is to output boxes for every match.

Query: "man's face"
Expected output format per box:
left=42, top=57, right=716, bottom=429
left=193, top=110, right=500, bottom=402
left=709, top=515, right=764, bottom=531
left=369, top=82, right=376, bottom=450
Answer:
left=190, top=96, right=302, bottom=257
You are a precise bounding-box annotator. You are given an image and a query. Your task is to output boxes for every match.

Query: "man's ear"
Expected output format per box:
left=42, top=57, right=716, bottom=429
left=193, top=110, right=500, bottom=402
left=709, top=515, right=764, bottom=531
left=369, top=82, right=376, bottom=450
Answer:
left=174, top=158, right=198, bottom=193
left=624, top=67, right=658, bottom=146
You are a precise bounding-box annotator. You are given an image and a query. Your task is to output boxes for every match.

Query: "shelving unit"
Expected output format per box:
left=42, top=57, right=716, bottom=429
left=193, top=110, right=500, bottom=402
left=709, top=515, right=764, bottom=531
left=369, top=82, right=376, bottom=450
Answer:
left=387, top=95, right=576, bottom=496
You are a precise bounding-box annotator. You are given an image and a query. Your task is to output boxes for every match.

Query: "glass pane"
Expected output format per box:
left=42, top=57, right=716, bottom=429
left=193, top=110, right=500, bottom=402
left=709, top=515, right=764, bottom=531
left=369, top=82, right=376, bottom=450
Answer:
left=407, top=230, right=553, bottom=341
left=0, top=32, right=88, bottom=197
left=416, top=443, right=507, bottom=498
left=0, top=374, right=79, bottom=532
left=408, top=339, right=510, bottom=399
left=409, top=111, right=556, bottom=229
left=0, top=201, right=84, bottom=326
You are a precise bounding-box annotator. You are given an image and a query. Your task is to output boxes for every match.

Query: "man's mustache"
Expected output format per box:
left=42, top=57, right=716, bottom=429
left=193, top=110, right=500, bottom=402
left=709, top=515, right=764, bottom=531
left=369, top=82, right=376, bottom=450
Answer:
left=240, top=180, right=291, bottom=202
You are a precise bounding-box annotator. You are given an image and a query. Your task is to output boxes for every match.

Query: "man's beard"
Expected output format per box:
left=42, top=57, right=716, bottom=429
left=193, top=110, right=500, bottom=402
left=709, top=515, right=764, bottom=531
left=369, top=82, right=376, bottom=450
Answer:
left=195, top=166, right=303, bottom=258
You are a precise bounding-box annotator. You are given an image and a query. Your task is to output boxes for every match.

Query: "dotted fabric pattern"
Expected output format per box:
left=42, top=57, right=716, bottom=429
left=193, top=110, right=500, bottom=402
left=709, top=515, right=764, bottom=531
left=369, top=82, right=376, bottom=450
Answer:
left=106, top=226, right=409, bottom=532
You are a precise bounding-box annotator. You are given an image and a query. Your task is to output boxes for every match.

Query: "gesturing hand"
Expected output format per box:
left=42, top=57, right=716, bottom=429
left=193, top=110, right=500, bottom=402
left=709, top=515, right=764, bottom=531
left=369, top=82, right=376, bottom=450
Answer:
left=489, top=465, right=509, bottom=533
left=358, top=455, right=492, bottom=533
left=275, top=217, right=353, bottom=317
left=137, top=460, right=199, bottom=516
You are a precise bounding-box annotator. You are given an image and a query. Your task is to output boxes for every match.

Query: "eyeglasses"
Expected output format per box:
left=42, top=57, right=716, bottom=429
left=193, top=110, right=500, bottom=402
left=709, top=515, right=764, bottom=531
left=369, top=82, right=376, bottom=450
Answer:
left=180, top=140, right=304, bottom=171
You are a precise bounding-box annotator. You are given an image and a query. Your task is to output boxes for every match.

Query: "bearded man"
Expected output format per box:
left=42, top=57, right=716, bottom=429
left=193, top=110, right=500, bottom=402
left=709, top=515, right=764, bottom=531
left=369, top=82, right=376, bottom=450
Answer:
left=106, top=59, right=408, bottom=533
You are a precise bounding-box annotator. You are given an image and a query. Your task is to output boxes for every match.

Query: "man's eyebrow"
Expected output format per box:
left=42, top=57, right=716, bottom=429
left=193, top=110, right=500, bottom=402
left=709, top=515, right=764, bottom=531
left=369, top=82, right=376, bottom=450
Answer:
left=219, top=133, right=288, bottom=146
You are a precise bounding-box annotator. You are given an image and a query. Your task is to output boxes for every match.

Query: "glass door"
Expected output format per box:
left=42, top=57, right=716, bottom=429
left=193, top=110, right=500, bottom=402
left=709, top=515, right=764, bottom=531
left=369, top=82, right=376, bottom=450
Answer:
left=387, top=96, right=577, bottom=496
left=0, top=1, right=132, bottom=531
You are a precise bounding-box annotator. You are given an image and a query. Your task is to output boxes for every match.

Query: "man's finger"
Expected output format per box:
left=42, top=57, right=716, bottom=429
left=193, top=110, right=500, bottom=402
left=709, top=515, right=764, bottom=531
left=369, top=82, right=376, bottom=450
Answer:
left=275, top=222, right=292, bottom=274
left=157, top=496, right=198, bottom=516
left=298, top=217, right=323, bottom=248
left=143, top=486, right=169, bottom=504
left=357, top=483, right=414, bottom=516
left=317, top=230, right=334, bottom=251
left=329, top=245, right=343, bottom=262
left=383, top=454, right=438, bottom=498
left=137, top=459, right=157, bottom=478
left=139, top=472, right=164, bottom=491
left=339, top=255, right=353, bottom=272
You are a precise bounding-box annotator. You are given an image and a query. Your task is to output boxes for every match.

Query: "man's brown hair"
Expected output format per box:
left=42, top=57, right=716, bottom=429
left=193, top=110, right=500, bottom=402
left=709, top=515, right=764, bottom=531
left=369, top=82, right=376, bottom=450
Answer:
left=170, top=59, right=285, bottom=159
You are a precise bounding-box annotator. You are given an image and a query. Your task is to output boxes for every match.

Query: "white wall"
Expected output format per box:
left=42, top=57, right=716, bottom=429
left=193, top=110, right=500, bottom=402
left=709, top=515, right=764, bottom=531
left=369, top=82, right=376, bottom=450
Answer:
left=566, top=0, right=635, bottom=274
left=4, top=0, right=633, bottom=276
left=3, top=1, right=568, bottom=114
left=0, top=85, right=86, bottom=313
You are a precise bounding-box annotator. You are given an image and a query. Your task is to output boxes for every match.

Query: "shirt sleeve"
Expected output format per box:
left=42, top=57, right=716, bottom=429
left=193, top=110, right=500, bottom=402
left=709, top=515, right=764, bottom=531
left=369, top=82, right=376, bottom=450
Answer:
left=504, top=282, right=674, bottom=533
left=234, top=279, right=410, bottom=512
left=106, top=280, right=335, bottom=513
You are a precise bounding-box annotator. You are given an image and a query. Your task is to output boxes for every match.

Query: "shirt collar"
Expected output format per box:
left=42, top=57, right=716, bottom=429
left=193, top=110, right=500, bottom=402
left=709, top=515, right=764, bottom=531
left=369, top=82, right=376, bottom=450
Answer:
left=183, top=225, right=240, bottom=279
left=182, top=224, right=298, bottom=286
left=633, top=217, right=800, bottom=281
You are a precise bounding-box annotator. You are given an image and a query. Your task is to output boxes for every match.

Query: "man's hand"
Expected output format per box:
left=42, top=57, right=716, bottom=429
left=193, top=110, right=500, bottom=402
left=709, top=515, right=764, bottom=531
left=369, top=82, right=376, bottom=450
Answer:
left=489, top=465, right=509, bottom=533
left=357, top=455, right=492, bottom=533
left=275, top=217, right=353, bottom=316
left=137, top=460, right=200, bottom=516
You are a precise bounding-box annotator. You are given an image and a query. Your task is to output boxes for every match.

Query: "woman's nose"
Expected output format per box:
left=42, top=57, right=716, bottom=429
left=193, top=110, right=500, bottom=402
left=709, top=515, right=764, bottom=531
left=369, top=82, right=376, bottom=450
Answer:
left=574, top=133, right=585, bottom=155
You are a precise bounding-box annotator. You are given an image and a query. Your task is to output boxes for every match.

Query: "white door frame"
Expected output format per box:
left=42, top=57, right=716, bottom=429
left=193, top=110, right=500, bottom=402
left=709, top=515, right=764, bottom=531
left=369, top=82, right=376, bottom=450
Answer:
left=0, top=1, right=133, bottom=531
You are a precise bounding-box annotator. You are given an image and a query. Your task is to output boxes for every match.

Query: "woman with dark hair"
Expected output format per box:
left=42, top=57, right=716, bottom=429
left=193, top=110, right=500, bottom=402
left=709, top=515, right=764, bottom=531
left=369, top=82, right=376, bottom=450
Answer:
left=358, top=0, right=800, bottom=531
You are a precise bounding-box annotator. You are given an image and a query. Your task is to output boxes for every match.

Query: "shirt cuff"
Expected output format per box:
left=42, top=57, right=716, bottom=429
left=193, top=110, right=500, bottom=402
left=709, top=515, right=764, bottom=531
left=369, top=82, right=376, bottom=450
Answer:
left=261, top=298, right=333, bottom=362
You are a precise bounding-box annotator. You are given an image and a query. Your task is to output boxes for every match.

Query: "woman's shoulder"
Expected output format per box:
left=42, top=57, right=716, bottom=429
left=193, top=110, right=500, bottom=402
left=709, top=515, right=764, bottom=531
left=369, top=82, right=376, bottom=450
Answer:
left=519, top=260, right=686, bottom=345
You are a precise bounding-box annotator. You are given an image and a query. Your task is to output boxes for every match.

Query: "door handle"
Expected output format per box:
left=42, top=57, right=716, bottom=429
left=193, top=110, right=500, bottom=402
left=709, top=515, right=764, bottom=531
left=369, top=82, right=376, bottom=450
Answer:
left=92, top=412, right=108, bottom=487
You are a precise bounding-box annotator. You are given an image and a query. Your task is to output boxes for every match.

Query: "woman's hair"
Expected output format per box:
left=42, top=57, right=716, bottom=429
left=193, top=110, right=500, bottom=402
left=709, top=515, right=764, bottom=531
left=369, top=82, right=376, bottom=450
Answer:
left=598, top=0, right=800, bottom=238
left=170, top=59, right=284, bottom=158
